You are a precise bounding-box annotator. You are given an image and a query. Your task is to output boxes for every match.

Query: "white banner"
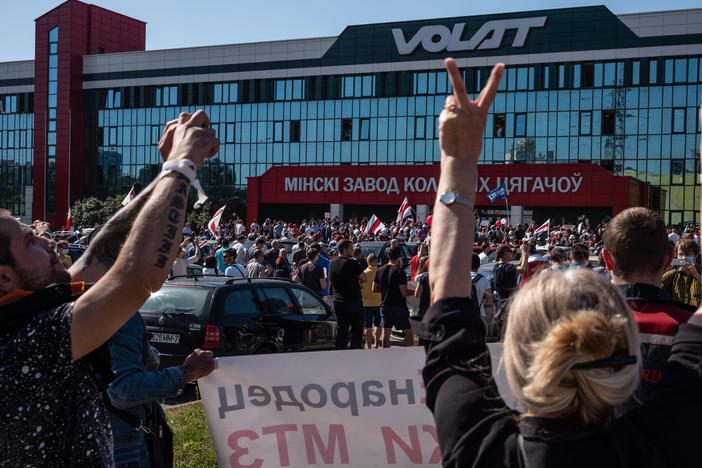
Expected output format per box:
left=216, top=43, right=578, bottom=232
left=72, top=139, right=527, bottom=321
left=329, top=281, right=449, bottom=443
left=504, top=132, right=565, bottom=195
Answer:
left=199, top=345, right=513, bottom=468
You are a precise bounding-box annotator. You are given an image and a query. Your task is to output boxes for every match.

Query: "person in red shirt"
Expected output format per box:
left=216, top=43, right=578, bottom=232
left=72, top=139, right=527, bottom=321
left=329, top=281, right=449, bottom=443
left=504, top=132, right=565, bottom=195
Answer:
left=410, top=242, right=428, bottom=280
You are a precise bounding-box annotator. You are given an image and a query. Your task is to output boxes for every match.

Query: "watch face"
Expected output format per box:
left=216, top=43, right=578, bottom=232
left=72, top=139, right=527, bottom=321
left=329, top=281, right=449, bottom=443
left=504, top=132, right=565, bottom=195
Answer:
left=441, top=191, right=457, bottom=204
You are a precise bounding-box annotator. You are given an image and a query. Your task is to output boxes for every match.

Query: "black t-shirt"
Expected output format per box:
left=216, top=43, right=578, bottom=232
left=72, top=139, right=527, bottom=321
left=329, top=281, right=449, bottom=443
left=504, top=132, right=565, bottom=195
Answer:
left=298, top=261, right=324, bottom=296
left=1, top=301, right=113, bottom=466
left=374, top=263, right=408, bottom=308
left=329, top=256, right=364, bottom=304
left=264, top=248, right=280, bottom=266
left=493, top=262, right=517, bottom=298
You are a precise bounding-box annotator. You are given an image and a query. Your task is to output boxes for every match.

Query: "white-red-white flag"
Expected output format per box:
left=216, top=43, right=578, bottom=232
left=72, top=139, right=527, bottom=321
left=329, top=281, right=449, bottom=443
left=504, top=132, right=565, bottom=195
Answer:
left=534, top=219, right=550, bottom=236
left=199, top=238, right=209, bottom=249
left=66, top=207, right=72, bottom=231
left=396, top=197, right=412, bottom=223
left=364, top=214, right=385, bottom=235
left=121, top=186, right=135, bottom=206
left=208, top=205, right=227, bottom=237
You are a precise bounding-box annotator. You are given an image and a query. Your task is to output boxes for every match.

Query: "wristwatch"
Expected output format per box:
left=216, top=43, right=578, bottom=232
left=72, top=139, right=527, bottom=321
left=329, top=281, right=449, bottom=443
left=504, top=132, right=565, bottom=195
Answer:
left=437, top=189, right=474, bottom=209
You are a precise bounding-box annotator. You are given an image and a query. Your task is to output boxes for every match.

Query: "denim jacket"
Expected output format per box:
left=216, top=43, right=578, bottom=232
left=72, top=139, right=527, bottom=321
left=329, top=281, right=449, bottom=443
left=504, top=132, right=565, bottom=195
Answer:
left=107, top=313, right=184, bottom=465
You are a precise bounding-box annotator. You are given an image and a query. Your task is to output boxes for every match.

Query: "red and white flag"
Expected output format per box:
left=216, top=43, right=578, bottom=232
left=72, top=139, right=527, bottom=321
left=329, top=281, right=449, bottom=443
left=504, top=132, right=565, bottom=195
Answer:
left=364, top=214, right=385, bottom=235
left=65, top=207, right=72, bottom=231
left=199, top=238, right=209, bottom=249
left=121, top=186, right=136, bottom=206
left=396, top=197, right=412, bottom=223
left=534, top=219, right=550, bottom=236
left=208, top=205, right=227, bottom=237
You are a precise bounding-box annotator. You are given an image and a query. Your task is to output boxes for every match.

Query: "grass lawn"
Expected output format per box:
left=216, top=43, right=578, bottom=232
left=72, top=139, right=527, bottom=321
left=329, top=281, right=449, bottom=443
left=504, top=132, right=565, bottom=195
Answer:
left=165, top=401, right=218, bottom=467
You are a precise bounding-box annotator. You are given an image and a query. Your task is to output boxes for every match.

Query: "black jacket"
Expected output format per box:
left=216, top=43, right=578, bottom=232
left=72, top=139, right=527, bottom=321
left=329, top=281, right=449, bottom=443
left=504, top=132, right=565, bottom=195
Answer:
left=412, top=297, right=702, bottom=468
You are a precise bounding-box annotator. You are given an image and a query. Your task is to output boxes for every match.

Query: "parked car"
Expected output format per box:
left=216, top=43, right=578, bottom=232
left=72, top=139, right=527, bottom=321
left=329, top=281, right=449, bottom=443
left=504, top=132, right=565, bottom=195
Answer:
left=358, top=241, right=413, bottom=268
left=141, top=277, right=338, bottom=368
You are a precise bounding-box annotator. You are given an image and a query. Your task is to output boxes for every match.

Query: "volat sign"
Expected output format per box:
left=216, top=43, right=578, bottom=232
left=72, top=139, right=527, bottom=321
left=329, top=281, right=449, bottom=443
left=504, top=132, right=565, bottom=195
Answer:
left=392, top=16, right=547, bottom=55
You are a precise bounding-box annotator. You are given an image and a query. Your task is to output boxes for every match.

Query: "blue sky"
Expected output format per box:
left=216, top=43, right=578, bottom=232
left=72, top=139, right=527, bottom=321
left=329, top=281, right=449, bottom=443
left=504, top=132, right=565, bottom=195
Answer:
left=1, top=0, right=701, bottom=62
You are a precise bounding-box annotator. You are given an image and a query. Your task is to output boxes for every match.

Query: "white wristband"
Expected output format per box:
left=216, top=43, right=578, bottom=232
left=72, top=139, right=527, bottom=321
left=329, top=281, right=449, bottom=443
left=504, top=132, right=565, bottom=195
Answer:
left=158, top=159, right=209, bottom=209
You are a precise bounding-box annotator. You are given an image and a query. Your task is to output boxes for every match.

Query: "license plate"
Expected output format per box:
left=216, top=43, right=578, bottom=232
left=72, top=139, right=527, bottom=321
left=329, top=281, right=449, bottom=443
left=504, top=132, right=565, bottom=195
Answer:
left=150, top=333, right=180, bottom=344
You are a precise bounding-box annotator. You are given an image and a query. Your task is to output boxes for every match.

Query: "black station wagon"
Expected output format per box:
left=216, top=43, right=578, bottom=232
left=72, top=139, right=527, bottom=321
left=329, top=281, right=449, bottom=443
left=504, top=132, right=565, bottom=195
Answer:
left=141, top=277, right=338, bottom=368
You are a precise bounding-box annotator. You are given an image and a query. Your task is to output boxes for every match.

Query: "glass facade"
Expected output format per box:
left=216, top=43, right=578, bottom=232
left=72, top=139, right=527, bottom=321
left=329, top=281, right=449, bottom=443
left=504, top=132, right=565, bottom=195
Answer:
left=46, top=26, right=58, bottom=216
left=84, top=56, right=702, bottom=223
left=0, top=92, right=33, bottom=216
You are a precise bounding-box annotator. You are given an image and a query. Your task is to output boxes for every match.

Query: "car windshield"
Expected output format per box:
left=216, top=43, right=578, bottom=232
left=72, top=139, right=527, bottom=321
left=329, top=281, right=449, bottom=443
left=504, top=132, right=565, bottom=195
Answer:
left=139, top=287, right=210, bottom=318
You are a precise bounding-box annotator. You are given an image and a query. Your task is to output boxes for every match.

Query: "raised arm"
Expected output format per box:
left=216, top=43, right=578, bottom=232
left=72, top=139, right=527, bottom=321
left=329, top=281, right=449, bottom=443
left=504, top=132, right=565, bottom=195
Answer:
left=70, top=115, right=191, bottom=284
left=430, top=59, right=503, bottom=301
left=71, top=111, right=219, bottom=360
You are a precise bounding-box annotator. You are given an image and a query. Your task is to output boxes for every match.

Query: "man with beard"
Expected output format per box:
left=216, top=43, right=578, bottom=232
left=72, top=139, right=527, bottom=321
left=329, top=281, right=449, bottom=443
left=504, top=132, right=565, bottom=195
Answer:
left=0, top=110, right=218, bottom=466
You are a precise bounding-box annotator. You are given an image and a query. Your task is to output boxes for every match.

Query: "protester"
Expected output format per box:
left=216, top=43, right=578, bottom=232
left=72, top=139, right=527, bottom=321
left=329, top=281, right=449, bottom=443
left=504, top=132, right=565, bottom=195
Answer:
left=246, top=248, right=267, bottom=278
left=491, top=243, right=528, bottom=313
left=233, top=234, right=248, bottom=266
left=293, top=248, right=326, bottom=297
left=373, top=245, right=415, bottom=347
left=413, top=59, right=702, bottom=468
left=107, top=316, right=213, bottom=467
left=470, top=253, right=493, bottom=328
left=0, top=109, right=218, bottom=465
left=544, top=246, right=568, bottom=272
left=224, top=248, right=247, bottom=278
left=662, top=238, right=702, bottom=307
left=360, top=253, right=382, bottom=349
left=215, top=237, right=229, bottom=272
left=171, top=237, right=200, bottom=277
left=56, top=240, right=73, bottom=269
left=409, top=242, right=428, bottom=280
left=275, top=248, right=292, bottom=279
left=329, top=239, right=366, bottom=349
left=568, top=242, right=591, bottom=269
left=601, top=207, right=695, bottom=409
left=203, top=255, right=219, bottom=275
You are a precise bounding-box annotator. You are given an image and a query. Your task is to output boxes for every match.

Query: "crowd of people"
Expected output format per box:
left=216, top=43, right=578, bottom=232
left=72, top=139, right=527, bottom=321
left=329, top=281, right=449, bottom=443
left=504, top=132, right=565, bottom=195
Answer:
left=2, top=57, right=702, bottom=468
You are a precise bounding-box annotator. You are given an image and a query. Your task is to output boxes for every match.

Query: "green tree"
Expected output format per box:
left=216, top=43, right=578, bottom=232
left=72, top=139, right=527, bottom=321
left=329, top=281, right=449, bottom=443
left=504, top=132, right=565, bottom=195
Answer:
left=71, top=193, right=127, bottom=228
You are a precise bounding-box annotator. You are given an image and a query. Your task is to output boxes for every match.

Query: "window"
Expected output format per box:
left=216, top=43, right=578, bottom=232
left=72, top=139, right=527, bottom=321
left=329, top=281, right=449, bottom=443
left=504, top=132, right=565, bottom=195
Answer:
left=581, top=62, right=594, bottom=87
left=542, top=65, right=549, bottom=89
left=414, top=117, right=425, bottom=139
left=258, top=288, right=294, bottom=315
left=649, top=59, right=658, bottom=84
left=558, top=64, right=566, bottom=88
left=360, top=118, right=370, bottom=140
left=672, top=159, right=684, bottom=185
left=139, top=287, right=209, bottom=318
left=274, top=121, right=284, bottom=142
left=580, top=111, right=592, bottom=135
left=602, top=110, right=615, bottom=135
left=493, top=114, right=506, bottom=137
left=221, top=289, right=260, bottom=321
left=341, top=119, right=352, bottom=141
left=290, top=120, right=301, bottom=142
left=274, top=79, right=305, bottom=101
left=673, top=108, right=685, bottom=133
left=46, top=25, right=58, bottom=217
left=514, top=114, right=526, bottom=137
left=213, top=82, right=239, bottom=104
left=155, top=85, right=177, bottom=106
left=341, top=75, right=375, bottom=98
left=292, top=288, right=327, bottom=315
left=632, top=61, right=640, bottom=85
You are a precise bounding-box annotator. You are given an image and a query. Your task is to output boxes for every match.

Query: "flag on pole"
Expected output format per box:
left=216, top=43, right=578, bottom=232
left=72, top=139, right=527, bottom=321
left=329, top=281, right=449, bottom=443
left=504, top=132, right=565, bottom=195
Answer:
left=487, top=183, right=508, bottom=204
left=363, top=214, right=385, bottom=235
left=66, top=207, right=72, bottom=231
left=121, top=186, right=136, bottom=206
left=396, top=197, right=412, bottom=223
left=208, top=205, right=227, bottom=237
left=534, top=219, right=550, bottom=236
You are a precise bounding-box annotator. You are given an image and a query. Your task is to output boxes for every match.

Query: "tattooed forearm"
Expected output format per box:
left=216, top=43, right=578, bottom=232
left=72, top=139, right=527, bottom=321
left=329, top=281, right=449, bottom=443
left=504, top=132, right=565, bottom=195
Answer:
left=154, top=180, right=189, bottom=268
left=69, top=174, right=188, bottom=282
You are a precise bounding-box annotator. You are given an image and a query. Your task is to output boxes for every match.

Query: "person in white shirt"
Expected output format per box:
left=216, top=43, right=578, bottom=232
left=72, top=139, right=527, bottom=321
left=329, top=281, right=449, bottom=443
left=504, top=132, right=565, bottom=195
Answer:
left=668, top=226, right=681, bottom=243
left=478, top=244, right=491, bottom=264
left=233, top=234, right=248, bottom=266
left=224, top=247, right=247, bottom=278
left=235, top=221, right=246, bottom=235
left=470, top=254, right=493, bottom=328
left=171, top=239, right=200, bottom=277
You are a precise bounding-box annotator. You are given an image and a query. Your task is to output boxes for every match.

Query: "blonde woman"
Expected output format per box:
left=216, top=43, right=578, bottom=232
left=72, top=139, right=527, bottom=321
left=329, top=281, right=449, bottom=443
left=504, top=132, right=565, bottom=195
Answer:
left=414, top=59, right=702, bottom=467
